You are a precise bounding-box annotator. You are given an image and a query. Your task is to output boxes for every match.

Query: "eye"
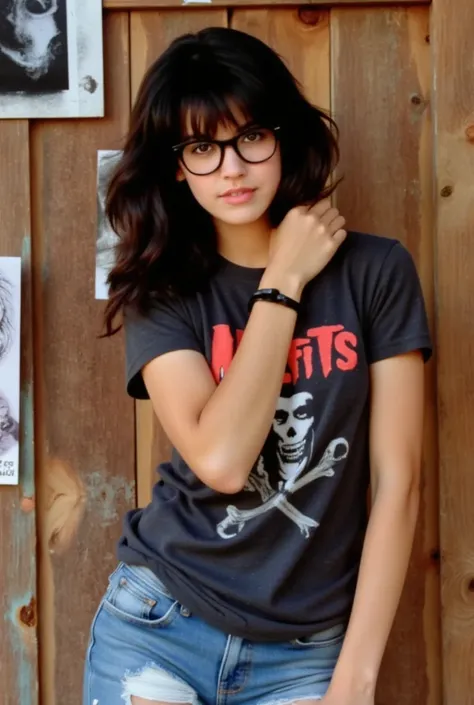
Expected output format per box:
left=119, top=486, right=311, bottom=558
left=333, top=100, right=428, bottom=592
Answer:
left=26, top=0, right=58, bottom=17
left=190, top=142, right=216, bottom=156
left=274, top=411, right=288, bottom=425
left=242, top=131, right=264, bottom=143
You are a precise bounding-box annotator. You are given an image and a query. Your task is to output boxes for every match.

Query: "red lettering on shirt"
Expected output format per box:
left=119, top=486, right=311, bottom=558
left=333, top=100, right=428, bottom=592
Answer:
left=335, top=331, right=358, bottom=371
left=307, top=325, right=344, bottom=378
left=211, top=324, right=358, bottom=383
left=211, top=324, right=234, bottom=382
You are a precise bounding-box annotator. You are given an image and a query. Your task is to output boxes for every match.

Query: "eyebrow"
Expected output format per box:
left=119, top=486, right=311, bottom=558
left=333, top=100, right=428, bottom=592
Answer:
left=181, top=120, right=260, bottom=144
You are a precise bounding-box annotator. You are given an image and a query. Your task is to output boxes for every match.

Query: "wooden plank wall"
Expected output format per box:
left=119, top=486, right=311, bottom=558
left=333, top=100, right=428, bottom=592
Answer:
left=432, top=0, right=474, bottom=702
left=331, top=8, right=441, bottom=704
left=0, top=124, right=38, bottom=705
left=31, top=13, right=136, bottom=703
left=1, top=1, right=473, bottom=703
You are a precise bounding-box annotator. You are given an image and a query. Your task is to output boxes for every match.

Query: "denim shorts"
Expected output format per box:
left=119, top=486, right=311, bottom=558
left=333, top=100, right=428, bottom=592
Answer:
left=83, top=562, right=346, bottom=705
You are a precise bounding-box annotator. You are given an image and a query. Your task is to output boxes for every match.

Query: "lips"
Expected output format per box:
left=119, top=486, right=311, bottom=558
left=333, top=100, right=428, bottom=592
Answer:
left=219, top=188, right=256, bottom=205
left=220, top=187, right=253, bottom=196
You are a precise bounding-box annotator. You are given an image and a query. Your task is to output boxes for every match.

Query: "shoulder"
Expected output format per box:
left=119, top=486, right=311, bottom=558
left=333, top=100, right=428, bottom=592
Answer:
left=340, top=230, right=400, bottom=262
left=334, top=230, right=417, bottom=282
left=124, top=292, right=197, bottom=329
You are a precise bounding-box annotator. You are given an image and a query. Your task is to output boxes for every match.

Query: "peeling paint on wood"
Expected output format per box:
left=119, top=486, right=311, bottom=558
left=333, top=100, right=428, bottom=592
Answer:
left=0, top=121, right=38, bottom=705
left=86, top=471, right=135, bottom=527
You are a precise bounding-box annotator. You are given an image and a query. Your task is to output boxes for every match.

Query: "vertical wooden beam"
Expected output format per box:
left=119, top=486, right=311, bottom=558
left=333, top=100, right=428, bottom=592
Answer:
left=331, top=6, right=441, bottom=705
left=130, top=8, right=227, bottom=507
left=31, top=12, right=135, bottom=704
left=231, top=7, right=330, bottom=113
left=432, top=0, right=474, bottom=700
left=0, top=122, right=38, bottom=705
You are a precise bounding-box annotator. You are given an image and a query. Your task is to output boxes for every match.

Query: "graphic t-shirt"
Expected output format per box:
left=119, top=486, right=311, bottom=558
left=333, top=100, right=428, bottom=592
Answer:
left=118, top=231, right=432, bottom=641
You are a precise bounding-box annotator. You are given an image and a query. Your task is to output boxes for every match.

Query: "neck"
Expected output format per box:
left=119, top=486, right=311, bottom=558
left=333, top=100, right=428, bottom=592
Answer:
left=215, top=216, right=272, bottom=268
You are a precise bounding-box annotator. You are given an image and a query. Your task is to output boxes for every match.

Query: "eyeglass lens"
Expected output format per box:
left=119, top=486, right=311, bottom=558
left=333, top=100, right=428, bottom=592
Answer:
left=181, top=128, right=277, bottom=175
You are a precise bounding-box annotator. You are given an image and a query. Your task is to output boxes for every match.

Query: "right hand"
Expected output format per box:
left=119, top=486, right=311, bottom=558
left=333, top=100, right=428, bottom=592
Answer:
left=264, top=198, right=347, bottom=298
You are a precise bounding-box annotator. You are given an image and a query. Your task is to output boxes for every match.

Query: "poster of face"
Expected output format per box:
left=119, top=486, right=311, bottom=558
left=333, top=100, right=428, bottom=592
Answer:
left=0, top=258, right=21, bottom=486
left=96, top=150, right=122, bottom=300
left=0, top=0, right=103, bottom=119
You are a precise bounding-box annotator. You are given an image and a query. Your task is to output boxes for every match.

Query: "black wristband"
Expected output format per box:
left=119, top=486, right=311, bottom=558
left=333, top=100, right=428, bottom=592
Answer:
left=248, top=288, right=301, bottom=315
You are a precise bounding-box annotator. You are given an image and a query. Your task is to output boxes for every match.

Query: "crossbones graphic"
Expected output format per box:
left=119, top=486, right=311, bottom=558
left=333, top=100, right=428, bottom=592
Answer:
left=217, top=436, right=349, bottom=539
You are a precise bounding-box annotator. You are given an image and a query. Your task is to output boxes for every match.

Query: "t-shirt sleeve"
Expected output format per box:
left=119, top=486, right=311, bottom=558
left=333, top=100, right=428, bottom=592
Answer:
left=124, top=299, right=203, bottom=399
left=366, top=242, right=432, bottom=364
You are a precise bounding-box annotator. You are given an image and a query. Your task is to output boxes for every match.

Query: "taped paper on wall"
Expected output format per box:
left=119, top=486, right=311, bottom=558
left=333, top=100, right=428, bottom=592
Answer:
left=0, top=258, right=21, bottom=485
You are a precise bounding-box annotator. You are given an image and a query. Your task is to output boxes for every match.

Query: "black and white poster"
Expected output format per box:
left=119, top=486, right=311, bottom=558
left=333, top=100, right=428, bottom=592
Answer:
left=96, top=150, right=121, bottom=300
left=0, top=0, right=103, bottom=119
left=0, top=258, right=21, bottom=486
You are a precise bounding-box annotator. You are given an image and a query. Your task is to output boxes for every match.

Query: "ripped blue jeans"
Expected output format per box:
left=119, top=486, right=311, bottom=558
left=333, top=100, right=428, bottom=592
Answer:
left=83, top=563, right=346, bottom=705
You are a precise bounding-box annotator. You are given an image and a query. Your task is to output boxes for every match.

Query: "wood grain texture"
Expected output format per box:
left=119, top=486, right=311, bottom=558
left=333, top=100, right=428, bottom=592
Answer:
left=331, top=6, right=441, bottom=705
left=31, top=13, right=135, bottom=705
left=105, top=0, right=429, bottom=8
left=130, top=8, right=227, bottom=506
left=432, top=0, right=474, bottom=700
left=0, top=122, right=38, bottom=705
left=231, top=7, right=329, bottom=112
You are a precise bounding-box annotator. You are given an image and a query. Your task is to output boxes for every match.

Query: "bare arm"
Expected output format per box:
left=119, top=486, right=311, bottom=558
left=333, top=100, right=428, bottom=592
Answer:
left=143, top=274, right=300, bottom=494
left=142, top=201, right=346, bottom=494
left=324, top=351, right=424, bottom=704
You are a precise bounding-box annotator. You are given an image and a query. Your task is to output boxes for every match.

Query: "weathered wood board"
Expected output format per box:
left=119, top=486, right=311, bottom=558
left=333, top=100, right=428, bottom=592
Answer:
left=432, top=0, right=474, bottom=700
left=0, top=123, right=38, bottom=705
left=331, top=6, right=441, bottom=704
left=31, top=12, right=136, bottom=704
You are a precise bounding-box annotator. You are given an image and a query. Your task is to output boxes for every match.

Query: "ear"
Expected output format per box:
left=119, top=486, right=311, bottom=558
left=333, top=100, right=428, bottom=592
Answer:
left=176, top=166, right=186, bottom=182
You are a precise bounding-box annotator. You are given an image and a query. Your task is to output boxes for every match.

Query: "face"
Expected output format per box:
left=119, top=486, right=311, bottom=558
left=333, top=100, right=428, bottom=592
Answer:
left=273, top=392, right=314, bottom=465
left=176, top=115, right=281, bottom=229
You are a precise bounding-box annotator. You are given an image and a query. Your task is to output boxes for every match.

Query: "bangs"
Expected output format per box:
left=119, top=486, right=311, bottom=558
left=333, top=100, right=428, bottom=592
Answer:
left=177, top=82, right=277, bottom=141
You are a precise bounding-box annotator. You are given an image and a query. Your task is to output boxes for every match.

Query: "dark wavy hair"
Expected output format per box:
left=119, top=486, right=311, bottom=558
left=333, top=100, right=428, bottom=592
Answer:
left=103, top=27, right=340, bottom=335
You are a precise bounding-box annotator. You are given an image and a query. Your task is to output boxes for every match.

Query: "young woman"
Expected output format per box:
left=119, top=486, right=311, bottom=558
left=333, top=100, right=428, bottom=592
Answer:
left=84, top=27, right=432, bottom=705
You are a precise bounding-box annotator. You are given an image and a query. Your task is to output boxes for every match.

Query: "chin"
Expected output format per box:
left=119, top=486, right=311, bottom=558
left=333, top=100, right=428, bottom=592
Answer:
left=214, top=205, right=270, bottom=226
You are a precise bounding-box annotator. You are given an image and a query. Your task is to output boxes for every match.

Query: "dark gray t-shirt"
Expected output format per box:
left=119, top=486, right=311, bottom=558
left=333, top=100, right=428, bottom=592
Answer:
left=118, top=231, right=432, bottom=641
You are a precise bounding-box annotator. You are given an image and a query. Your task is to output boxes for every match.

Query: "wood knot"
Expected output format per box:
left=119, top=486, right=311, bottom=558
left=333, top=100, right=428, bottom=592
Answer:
left=19, top=597, right=37, bottom=628
left=440, top=185, right=453, bottom=198
left=298, top=7, right=323, bottom=26
left=465, top=125, right=474, bottom=143
left=411, top=94, right=423, bottom=106
left=468, top=578, right=474, bottom=593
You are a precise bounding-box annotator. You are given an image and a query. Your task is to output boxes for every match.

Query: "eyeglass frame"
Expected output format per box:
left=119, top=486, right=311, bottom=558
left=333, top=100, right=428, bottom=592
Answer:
left=172, top=125, right=281, bottom=176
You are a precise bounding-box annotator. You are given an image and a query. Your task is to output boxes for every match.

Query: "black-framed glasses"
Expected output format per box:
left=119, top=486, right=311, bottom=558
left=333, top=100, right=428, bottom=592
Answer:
left=172, top=126, right=281, bottom=176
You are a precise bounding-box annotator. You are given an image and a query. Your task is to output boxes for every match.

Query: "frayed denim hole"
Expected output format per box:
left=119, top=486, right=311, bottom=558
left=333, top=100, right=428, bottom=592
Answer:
left=121, top=663, right=199, bottom=704
left=258, top=695, right=323, bottom=705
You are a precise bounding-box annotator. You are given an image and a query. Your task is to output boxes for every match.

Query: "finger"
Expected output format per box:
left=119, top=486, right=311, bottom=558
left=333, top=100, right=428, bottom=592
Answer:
left=328, top=215, right=346, bottom=235
left=309, top=198, right=332, bottom=218
left=332, top=229, right=347, bottom=246
left=320, top=208, right=342, bottom=228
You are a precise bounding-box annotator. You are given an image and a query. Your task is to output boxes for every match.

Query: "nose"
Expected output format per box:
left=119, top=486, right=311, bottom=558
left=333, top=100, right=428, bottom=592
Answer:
left=287, top=427, right=297, bottom=438
left=220, top=144, right=246, bottom=178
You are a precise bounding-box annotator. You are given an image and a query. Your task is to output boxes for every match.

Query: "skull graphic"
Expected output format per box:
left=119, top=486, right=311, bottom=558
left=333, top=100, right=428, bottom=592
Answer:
left=272, top=392, right=314, bottom=481
left=0, top=1, right=61, bottom=80
left=216, top=388, right=348, bottom=539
